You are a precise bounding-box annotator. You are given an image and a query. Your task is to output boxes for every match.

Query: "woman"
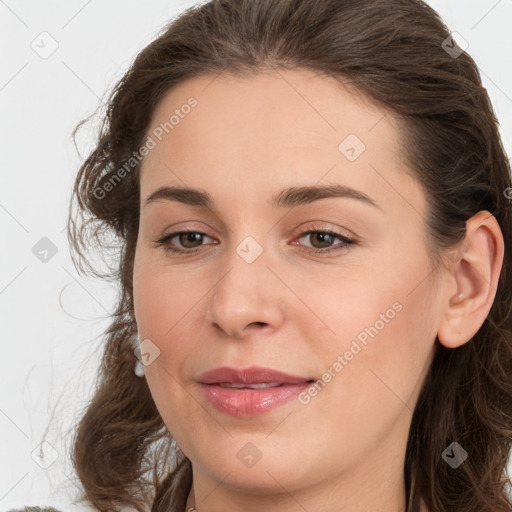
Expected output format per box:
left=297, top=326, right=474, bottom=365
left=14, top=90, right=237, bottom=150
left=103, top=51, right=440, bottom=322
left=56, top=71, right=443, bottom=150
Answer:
left=57, top=0, right=512, bottom=511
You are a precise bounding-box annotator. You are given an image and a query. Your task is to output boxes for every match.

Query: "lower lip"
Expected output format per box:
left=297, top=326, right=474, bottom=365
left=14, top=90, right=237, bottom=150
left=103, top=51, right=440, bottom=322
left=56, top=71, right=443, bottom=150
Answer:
left=200, top=382, right=313, bottom=417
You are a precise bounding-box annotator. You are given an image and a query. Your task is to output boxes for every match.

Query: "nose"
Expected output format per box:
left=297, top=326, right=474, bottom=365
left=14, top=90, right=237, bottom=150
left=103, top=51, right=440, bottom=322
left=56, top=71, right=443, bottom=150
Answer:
left=205, top=246, right=286, bottom=340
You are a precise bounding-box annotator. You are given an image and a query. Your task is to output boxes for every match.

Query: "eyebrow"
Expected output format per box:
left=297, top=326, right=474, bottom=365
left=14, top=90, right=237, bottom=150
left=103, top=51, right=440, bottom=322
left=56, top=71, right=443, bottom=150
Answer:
left=143, top=184, right=382, bottom=211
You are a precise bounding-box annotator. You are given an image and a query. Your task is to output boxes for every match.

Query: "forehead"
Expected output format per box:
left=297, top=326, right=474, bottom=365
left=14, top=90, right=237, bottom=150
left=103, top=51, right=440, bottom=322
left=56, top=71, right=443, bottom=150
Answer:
left=138, top=68, right=424, bottom=217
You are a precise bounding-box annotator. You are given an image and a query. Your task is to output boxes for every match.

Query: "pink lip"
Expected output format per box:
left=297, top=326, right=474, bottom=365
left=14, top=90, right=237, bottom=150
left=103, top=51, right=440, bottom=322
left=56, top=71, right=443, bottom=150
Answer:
left=198, top=366, right=315, bottom=417
left=198, top=365, right=313, bottom=385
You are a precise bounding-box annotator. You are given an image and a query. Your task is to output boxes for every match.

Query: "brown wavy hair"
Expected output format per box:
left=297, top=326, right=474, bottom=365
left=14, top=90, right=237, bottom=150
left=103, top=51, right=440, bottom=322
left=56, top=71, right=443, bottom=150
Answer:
left=66, top=0, right=512, bottom=511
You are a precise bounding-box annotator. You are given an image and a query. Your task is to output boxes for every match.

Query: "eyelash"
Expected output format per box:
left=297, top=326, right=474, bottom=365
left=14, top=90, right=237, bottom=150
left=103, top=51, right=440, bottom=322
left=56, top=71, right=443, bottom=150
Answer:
left=153, top=227, right=355, bottom=255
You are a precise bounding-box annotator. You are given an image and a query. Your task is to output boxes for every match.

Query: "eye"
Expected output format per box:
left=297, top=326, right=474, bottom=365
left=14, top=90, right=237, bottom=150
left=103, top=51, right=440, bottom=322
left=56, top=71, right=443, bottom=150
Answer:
left=293, top=228, right=355, bottom=254
left=153, top=229, right=214, bottom=254
left=153, top=227, right=356, bottom=255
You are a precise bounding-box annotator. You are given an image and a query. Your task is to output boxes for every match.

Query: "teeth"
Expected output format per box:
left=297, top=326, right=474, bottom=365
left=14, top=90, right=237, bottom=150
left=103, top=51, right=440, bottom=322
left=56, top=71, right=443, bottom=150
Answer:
left=218, top=382, right=282, bottom=389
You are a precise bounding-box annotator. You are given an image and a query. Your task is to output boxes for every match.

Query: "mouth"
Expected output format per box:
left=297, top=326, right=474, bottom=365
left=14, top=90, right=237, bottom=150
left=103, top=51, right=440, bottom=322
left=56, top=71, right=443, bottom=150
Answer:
left=198, top=365, right=316, bottom=386
left=197, top=366, right=317, bottom=417
left=209, top=381, right=315, bottom=389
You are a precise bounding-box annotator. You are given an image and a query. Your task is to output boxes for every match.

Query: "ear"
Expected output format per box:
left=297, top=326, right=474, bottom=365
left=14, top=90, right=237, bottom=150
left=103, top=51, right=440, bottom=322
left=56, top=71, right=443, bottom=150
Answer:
left=437, top=210, right=505, bottom=348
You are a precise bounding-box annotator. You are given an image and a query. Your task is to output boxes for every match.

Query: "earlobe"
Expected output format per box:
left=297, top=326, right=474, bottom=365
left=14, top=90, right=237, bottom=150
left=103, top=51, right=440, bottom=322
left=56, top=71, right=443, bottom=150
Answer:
left=437, top=211, right=504, bottom=349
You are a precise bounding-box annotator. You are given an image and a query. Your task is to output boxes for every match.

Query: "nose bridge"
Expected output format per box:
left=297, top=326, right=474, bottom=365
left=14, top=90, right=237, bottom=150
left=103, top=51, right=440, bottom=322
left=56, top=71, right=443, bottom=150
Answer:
left=206, top=232, right=285, bottom=338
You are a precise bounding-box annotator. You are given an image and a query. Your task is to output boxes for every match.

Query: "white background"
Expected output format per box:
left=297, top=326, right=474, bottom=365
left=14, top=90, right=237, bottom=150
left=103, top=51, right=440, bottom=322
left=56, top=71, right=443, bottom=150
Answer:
left=1, top=1, right=511, bottom=510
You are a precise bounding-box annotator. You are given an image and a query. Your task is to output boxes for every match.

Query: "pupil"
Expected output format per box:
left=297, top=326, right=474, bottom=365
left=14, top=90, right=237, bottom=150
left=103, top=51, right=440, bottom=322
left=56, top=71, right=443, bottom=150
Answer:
left=181, top=232, right=202, bottom=247
left=313, top=232, right=332, bottom=248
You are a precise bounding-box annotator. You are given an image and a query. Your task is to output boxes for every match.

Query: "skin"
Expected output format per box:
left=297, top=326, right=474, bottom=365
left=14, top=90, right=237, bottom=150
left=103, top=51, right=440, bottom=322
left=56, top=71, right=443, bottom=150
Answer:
left=132, top=68, right=504, bottom=512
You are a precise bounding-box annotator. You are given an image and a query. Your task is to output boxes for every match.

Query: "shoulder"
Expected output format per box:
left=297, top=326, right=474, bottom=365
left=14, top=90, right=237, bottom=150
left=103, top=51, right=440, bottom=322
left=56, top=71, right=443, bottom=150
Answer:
left=6, top=506, right=139, bottom=512
left=8, top=504, right=140, bottom=512
left=6, top=508, right=63, bottom=512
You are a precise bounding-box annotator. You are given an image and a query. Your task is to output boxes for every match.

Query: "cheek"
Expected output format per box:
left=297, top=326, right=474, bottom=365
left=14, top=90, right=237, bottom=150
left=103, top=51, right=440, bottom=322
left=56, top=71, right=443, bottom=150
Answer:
left=132, top=256, right=210, bottom=405
left=132, top=259, right=200, bottom=433
left=133, top=253, right=201, bottom=339
left=312, top=256, right=437, bottom=426
left=286, top=271, right=435, bottom=471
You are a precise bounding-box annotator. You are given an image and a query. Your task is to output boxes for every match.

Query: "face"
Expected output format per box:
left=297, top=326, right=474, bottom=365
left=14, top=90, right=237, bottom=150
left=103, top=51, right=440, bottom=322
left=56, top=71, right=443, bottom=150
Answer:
left=133, top=68, right=439, bottom=503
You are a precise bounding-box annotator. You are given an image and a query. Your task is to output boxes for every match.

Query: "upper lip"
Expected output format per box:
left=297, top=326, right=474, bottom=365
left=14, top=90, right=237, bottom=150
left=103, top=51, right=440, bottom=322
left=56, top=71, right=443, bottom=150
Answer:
left=198, top=365, right=315, bottom=385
